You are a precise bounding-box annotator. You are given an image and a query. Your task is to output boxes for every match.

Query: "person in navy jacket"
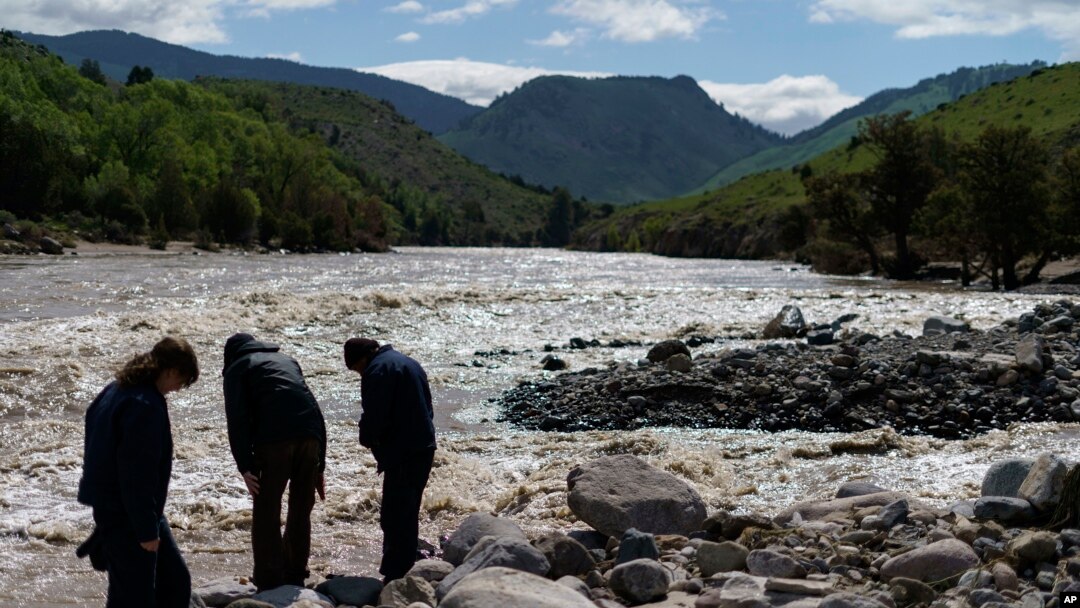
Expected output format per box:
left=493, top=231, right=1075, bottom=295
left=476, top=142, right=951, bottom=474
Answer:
left=77, top=336, right=200, bottom=608
left=344, top=338, right=436, bottom=582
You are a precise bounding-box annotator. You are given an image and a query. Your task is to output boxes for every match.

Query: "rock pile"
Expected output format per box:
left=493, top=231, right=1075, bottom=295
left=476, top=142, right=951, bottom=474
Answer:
left=498, top=301, right=1080, bottom=439
left=194, top=453, right=1080, bottom=608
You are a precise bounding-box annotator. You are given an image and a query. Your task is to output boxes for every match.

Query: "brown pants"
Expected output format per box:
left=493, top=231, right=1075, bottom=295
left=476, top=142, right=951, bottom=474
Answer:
left=252, top=437, right=320, bottom=590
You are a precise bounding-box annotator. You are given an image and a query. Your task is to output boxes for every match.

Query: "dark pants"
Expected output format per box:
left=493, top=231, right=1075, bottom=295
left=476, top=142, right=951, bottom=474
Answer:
left=94, top=512, right=191, bottom=608
left=252, top=437, right=320, bottom=590
left=379, top=448, right=435, bottom=581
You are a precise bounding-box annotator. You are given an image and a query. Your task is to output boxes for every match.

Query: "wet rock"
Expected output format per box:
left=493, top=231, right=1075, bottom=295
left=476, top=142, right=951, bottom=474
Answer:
left=615, top=528, right=659, bottom=565
left=249, top=586, right=333, bottom=608
left=1016, top=335, right=1046, bottom=374
left=442, top=513, right=527, bottom=566
left=973, top=497, right=1036, bottom=523
left=1018, top=453, right=1068, bottom=512
left=566, top=454, right=707, bottom=537
left=609, top=558, right=670, bottom=604
left=39, top=237, right=63, bottom=255
left=745, top=549, right=806, bottom=579
left=696, top=540, right=749, bottom=577
left=540, top=355, right=567, bottom=371
left=436, top=536, right=549, bottom=600
left=774, top=492, right=912, bottom=526
left=406, top=559, right=455, bottom=583
left=877, top=499, right=909, bottom=528
left=647, top=340, right=692, bottom=363
left=533, top=532, right=594, bottom=578
left=313, top=576, right=381, bottom=607
left=807, top=329, right=835, bottom=346
left=381, top=576, right=437, bottom=607
left=835, top=481, right=888, bottom=498
left=703, top=510, right=777, bottom=541
left=195, top=577, right=258, bottom=607
left=923, top=315, right=970, bottom=336
left=3, top=223, right=19, bottom=239
left=982, top=459, right=1036, bottom=498
left=666, top=353, right=692, bottom=373
left=879, top=539, right=979, bottom=583
left=440, top=567, right=597, bottom=608
left=763, top=305, right=807, bottom=339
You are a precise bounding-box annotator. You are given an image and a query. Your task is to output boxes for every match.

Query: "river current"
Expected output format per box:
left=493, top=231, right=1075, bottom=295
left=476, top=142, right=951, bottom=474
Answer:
left=0, top=247, right=1074, bottom=606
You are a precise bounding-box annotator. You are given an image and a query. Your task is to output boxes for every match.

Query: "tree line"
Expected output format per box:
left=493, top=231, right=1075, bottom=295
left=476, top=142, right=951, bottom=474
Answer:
left=804, top=111, right=1080, bottom=290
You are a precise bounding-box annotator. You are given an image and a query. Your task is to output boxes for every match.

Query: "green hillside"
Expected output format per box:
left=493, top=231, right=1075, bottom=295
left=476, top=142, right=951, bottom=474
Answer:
left=197, top=79, right=564, bottom=245
left=692, top=62, right=1046, bottom=194
left=16, top=30, right=481, bottom=135
left=438, top=75, right=782, bottom=204
left=573, top=62, right=1080, bottom=260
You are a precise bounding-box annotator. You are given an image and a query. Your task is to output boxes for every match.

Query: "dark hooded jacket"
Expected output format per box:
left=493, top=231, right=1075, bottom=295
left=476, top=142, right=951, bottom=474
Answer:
left=78, top=381, right=172, bottom=543
left=223, top=334, right=326, bottom=475
left=359, top=345, right=436, bottom=470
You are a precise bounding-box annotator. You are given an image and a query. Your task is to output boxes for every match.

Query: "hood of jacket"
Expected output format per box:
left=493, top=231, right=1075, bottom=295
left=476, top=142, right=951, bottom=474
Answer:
left=223, top=333, right=280, bottom=373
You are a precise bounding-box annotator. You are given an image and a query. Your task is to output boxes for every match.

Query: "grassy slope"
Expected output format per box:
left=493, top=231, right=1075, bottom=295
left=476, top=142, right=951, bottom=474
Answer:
left=574, top=63, right=1080, bottom=254
left=693, top=63, right=1046, bottom=194
left=199, top=79, right=552, bottom=243
left=439, top=75, right=781, bottom=204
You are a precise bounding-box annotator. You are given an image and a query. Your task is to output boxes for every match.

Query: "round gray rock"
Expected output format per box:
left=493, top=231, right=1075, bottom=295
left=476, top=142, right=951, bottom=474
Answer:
left=442, top=513, right=527, bottom=566
left=745, top=549, right=806, bottom=579
left=647, top=340, right=691, bottom=363
left=566, top=454, right=706, bottom=537
left=379, top=576, right=437, bottom=608
left=194, top=577, right=258, bottom=607
left=696, top=541, right=749, bottom=577
left=609, top=558, right=670, bottom=604
left=981, top=459, right=1036, bottom=498
left=436, top=536, right=550, bottom=600
left=439, top=567, right=596, bottom=608
left=880, top=539, right=980, bottom=582
left=406, top=559, right=455, bottom=583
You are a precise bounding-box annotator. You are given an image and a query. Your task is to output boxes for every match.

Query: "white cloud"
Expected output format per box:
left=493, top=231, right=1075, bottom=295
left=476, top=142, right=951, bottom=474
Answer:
left=551, top=0, right=720, bottom=43
left=699, top=75, right=863, bottom=136
left=267, top=51, right=304, bottom=62
left=357, top=59, right=611, bottom=106
left=421, top=0, right=518, bottom=24
left=809, top=0, right=1080, bottom=60
left=527, top=28, right=590, bottom=47
left=0, top=0, right=343, bottom=44
left=395, top=31, right=421, bottom=42
left=0, top=0, right=229, bottom=44
left=385, top=0, right=424, bottom=13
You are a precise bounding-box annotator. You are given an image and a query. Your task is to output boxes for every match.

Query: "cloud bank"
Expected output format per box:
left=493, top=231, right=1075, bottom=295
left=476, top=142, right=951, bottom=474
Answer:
left=699, top=74, right=863, bottom=136
left=551, top=0, right=720, bottom=42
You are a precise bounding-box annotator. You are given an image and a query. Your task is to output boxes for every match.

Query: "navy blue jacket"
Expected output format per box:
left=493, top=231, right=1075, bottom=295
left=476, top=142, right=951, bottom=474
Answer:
left=223, top=336, right=326, bottom=475
left=359, top=345, right=436, bottom=470
left=78, top=381, right=172, bottom=543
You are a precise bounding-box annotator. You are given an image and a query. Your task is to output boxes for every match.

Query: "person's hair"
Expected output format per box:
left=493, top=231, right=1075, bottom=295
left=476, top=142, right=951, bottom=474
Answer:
left=343, top=337, right=380, bottom=369
left=116, top=336, right=200, bottom=389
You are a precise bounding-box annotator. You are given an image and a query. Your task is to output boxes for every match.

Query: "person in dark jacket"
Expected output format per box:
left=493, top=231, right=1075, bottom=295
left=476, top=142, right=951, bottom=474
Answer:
left=343, top=337, right=436, bottom=582
left=222, top=333, right=327, bottom=591
left=77, top=336, right=200, bottom=608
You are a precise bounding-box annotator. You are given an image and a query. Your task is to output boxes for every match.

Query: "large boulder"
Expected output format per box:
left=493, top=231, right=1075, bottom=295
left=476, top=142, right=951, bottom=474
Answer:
left=763, top=305, right=806, bottom=339
left=647, top=340, right=692, bottom=363
left=442, top=513, right=527, bottom=566
left=923, top=315, right=970, bottom=336
left=39, top=236, right=64, bottom=255
left=1016, top=335, right=1046, bottom=374
left=609, top=558, right=670, bottom=604
left=566, top=454, right=706, bottom=537
left=313, top=576, right=382, bottom=607
left=835, top=481, right=888, bottom=498
left=406, top=559, right=455, bottom=583
left=973, top=496, right=1036, bottom=523
left=696, top=541, right=749, bottom=577
left=436, top=536, right=549, bottom=600
left=981, top=459, right=1035, bottom=498
left=379, top=576, right=436, bottom=607
left=773, top=492, right=912, bottom=526
left=439, top=567, right=595, bottom=608
left=879, top=539, right=980, bottom=583
left=1017, top=453, right=1068, bottom=512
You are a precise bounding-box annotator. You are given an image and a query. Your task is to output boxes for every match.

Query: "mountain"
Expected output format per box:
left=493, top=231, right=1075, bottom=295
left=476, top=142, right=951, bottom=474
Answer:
left=14, top=29, right=480, bottom=134
left=437, top=75, right=783, bottom=204
left=573, top=62, right=1080, bottom=259
left=691, top=61, right=1047, bottom=193
left=196, top=78, right=566, bottom=245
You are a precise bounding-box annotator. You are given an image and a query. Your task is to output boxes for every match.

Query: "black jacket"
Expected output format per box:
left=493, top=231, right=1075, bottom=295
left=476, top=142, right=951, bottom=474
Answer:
left=78, top=381, right=172, bottom=543
left=223, top=335, right=327, bottom=474
left=359, top=345, right=436, bottom=470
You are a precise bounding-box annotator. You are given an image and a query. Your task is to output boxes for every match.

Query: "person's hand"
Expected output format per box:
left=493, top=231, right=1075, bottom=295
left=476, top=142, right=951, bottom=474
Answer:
left=140, top=539, right=160, bottom=552
left=242, top=471, right=261, bottom=497
left=316, top=472, right=326, bottom=501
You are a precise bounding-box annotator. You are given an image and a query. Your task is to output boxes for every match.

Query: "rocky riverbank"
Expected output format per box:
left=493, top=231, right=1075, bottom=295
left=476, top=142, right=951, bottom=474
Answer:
left=497, top=301, right=1080, bottom=439
left=186, top=451, right=1080, bottom=608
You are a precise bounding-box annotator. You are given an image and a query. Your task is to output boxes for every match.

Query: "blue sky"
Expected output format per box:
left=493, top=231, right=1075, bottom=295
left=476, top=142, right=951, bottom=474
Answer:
left=5, top=1, right=1076, bottom=134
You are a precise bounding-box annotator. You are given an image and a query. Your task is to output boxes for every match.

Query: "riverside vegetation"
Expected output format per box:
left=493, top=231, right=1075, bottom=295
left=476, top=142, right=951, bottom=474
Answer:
left=175, top=300, right=1080, bottom=608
